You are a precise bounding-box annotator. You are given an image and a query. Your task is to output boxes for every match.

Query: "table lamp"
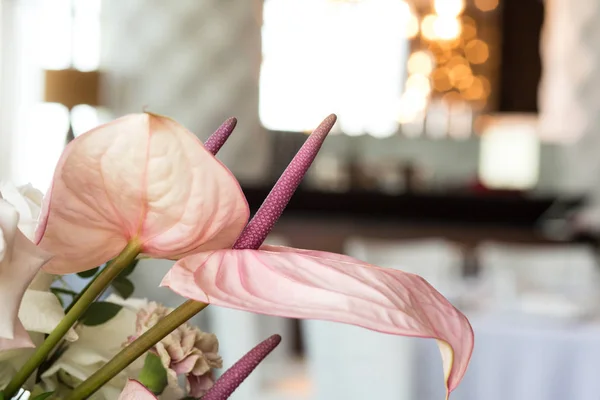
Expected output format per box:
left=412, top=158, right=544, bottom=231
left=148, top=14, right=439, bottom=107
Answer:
left=44, top=68, right=101, bottom=143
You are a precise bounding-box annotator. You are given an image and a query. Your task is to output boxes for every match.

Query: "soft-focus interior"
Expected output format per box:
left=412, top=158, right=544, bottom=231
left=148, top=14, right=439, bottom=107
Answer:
left=2, top=0, right=600, bottom=399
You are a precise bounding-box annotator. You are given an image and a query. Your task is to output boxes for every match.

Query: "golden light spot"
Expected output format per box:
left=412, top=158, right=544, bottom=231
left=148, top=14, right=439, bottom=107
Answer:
left=455, top=74, right=474, bottom=90
left=433, top=16, right=462, bottom=40
left=446, top=55, right=469, bottom=69
left=405, top=12, right=420, bottom=38
left=434, top=0, right=466, bottom=18
left=432, top=67, right=453, bottom=92
left=461, top=23, right=477, bottom=41
left=449, top=64, right=472, bottom=86
left=408, top=51, right=435, bottom=75
left=462, top=76, right=485, bottom=100
left=475, top=0, right=500, bottom=12
left=406, top=73, right=432, bottom=96
left=421, top=14, right=438, bottom=41
left=465, top=39, right=490, bottom=64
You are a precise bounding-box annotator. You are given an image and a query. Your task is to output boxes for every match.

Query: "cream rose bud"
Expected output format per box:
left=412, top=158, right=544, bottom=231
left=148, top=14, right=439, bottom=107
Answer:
left=0, top=182, right=43, bottom=240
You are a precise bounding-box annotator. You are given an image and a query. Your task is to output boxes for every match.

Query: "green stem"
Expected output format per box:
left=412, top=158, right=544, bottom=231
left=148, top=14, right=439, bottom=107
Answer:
left=4, top=241, right=141, bottom=399
left=66, top=300, right=208, bottom=400
left=65, top=269, right=101, bottom=314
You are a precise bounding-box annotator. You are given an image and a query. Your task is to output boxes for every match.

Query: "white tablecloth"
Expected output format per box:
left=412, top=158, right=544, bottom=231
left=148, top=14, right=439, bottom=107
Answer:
left=414, top=314, right=600, bottom=400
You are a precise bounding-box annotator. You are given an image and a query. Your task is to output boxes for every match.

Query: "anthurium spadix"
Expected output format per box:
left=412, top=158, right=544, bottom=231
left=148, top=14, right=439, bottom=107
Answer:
left=162, top=114, right=474, bottom=396
left=36, top=113, right=249, bottom=274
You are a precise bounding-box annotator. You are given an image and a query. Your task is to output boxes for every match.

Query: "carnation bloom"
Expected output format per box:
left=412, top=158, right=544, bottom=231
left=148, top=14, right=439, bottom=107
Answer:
left=130, top=302, right=222, bottom=397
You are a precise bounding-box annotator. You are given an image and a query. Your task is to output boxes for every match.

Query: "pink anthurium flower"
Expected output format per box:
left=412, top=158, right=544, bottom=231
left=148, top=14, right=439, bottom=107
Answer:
left=162, top=114, right=474, bottom=396
left=118, top=380, right=157, bottom=400
left=0, top=198, right=53, bottom=351
left=36, top=113, right=249, bottom=274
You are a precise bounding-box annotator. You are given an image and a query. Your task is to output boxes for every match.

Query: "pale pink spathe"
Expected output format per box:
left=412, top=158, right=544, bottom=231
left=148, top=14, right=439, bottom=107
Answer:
left=37, top=114, right=249, bottom=274
left=118, top=380, right=157, bottom=400
left=161, top=245, right=474, bottom=395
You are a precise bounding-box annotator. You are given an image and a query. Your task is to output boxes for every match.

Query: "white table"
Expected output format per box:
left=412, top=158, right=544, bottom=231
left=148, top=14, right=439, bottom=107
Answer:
left=414, top=314, right=600, bottom=400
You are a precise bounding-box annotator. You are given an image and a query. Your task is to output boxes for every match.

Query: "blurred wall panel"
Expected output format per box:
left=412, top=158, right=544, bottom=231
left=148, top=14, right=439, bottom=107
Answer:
left=100, top=0, right=270, bottom=184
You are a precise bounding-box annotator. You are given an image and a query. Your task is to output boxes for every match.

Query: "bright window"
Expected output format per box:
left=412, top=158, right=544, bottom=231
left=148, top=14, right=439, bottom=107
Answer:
left=259, top=0, right=412, bottom=138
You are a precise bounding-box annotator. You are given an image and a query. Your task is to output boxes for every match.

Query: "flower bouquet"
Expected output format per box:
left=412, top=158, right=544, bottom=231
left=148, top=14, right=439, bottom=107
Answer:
left=0, top=112, right=474, bottom=399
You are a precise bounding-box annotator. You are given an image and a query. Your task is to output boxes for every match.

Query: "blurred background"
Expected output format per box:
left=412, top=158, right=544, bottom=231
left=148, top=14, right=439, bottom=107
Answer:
left=3, top=0, right=600, bottom=399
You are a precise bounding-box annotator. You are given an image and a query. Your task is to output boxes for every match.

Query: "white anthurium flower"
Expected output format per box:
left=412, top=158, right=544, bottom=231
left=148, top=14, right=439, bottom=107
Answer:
left=40, top=295, right=183, bottom=400
left=0, top=182, right=77, bottom=389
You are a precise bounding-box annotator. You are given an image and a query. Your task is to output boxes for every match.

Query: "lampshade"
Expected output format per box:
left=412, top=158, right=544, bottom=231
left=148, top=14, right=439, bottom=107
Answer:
left=44, top=69, right=101, bottom=109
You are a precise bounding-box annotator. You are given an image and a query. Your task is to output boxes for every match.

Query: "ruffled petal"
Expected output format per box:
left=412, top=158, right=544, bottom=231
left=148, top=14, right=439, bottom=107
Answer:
left=0, top=320, right=34, bottom=353
left=162, top=246, right=474, bottom=394
left=0, top=200, right=52, bottom=347
left=18, top=290, right=78, bottom=341
left=36, top=113, right=249, bottom=274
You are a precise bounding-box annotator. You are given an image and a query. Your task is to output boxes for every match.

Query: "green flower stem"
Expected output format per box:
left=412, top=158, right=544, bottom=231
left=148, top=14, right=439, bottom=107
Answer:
left=64, top=270, right=100, bottom=314
left=66, top=299, right=208, bottom=400
left=4, top=241, right=142, bottom=399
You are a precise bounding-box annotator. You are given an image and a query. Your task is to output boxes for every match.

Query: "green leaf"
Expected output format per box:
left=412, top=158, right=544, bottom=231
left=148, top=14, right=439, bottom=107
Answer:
left=80, top=302, right=122, bottom=326
left=111, top=278, right=135, bottom=299
left=0, top=391, right=5, bottom=400
left=51, top=290, right=65, bottom=308
left=51, top=287, right=78, bottom=297
left=31, top=392, right=54, bottom=400
left=119, top=259, right=140, bottom=277
left=139, top=353, right=168, bottom=395
left=77, top=267, right=100, bottom=278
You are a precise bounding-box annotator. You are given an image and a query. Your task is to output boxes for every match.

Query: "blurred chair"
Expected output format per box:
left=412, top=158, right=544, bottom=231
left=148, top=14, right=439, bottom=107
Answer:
left=303, top=237, right=465, bottom=400
left=476, top=241, right=600, bottom=316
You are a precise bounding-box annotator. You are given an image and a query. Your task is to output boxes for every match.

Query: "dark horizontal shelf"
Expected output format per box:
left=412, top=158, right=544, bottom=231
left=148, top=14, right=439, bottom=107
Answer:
left=242, top=186, right=584, bottom=228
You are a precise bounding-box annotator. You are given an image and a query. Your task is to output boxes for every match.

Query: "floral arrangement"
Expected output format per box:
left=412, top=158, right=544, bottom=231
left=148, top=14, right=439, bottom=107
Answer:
left=0, top=112, right=474, bottom=399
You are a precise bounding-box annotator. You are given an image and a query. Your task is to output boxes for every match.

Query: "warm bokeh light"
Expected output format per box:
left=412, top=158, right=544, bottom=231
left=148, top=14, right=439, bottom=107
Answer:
left=406, top=73, right=432, bottom=96
left=434, top=0, right=466, bottom=18
left=407, top=51, right=435, bottom=75
left=433, top=16, right=462, bottom=40
left=446, top=55, right=469, bottom=68
left=405, top=11, right=420, bottom=38
left=462, top=76, right=486, bottom=100
left=461, top=22, right=477, bottom=41
left=449, top=64, right=472, bottom=86
left=455, top=73, right=474, bottom=90
left=397, top=90, right=428, bottom=123
left=474, top=0, right=500, bottom=12
left=421, top=14, right=437, bottom=40
left=465, top=39, right=490, bottom=64
left=432, top=67, right=452, bottom=91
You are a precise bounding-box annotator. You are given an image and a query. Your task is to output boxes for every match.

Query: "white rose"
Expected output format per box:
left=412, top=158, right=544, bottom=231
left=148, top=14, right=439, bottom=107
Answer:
left=0, top=182, right=43, bottom=240
left=0, top=183, right=76, bottom=389
left=41, top=296, right=182, bottom=400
